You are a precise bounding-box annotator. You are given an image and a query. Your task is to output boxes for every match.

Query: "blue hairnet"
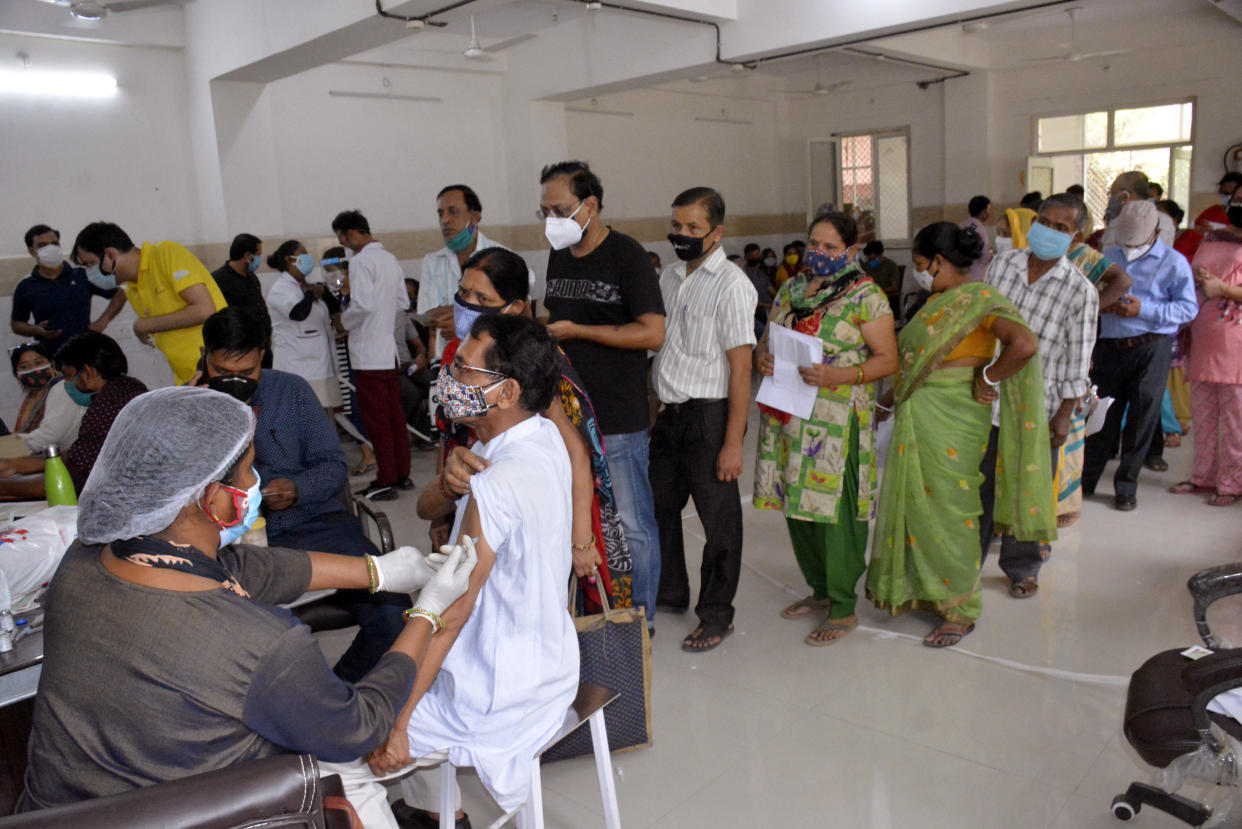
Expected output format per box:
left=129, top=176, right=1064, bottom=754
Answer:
left=77, top=386, right=256, bottom=544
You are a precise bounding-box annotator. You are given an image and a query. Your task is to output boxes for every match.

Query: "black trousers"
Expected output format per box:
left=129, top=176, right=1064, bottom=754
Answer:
left=978, top=426, right=1054, bottom=583
left=649, top=399, right=743, bottom=629
left=1082, top=335, right=1172, bottom=499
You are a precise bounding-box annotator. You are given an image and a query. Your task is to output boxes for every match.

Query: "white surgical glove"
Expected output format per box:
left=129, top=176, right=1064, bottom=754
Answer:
left=413, top=538, right=479, bottom=617
left=371, top=545, right=438, bottom=594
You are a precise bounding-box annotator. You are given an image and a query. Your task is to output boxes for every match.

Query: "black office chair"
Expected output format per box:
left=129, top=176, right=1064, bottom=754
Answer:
left=0, top=754, right=357, bottom=829
left=1112, top=563, right=1242, bottom=824
left=291, top=490, right=394, bottom=633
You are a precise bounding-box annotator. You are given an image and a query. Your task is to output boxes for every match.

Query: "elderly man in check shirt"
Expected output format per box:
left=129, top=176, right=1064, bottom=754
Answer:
left=650, top=187, right=757, bottom=653
left=980, top=192, right=1098, bottom=599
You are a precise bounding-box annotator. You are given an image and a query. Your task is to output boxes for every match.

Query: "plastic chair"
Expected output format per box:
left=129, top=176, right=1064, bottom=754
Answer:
left=408, top=684, right=622, bottom=829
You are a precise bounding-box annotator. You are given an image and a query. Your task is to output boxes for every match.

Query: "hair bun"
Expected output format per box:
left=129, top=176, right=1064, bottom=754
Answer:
left=956, top=224, right=985, bottom=263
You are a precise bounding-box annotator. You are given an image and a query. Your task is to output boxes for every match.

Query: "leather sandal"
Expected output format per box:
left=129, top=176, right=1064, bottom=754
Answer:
left=1009, top=577, right=1039, bottom=599
left=780, top=596, right=831, bottom=619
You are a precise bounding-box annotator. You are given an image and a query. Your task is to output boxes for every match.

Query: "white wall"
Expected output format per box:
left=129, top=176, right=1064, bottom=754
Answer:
left=262, top=62, right=513, bottom=236
left=986, top=34, right=1242, bottom=209
left=564, top=87, right=783, bottom=219
left=0, top=33, right=201, bottom=258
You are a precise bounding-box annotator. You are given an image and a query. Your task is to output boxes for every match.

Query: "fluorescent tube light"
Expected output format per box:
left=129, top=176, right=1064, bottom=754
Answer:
left=0, top=70, right=117, bottom=98
left=328, top=91, right=443, bottom=103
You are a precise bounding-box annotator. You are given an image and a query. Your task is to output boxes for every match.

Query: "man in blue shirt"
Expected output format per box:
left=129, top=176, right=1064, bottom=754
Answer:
left=11, top=224, right=127, bottom=356
left=199, top=307, right=406, bottom=682
left=1082, top=201, right=1198, bottom=511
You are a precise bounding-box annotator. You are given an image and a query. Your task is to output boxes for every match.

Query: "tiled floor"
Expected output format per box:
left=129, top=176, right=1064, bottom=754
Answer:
left=325, top=413, right=1242, bottom=828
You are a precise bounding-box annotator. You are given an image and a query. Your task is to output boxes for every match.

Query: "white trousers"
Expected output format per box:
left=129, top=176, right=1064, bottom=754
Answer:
left=318, top=754, right=462, bottom=829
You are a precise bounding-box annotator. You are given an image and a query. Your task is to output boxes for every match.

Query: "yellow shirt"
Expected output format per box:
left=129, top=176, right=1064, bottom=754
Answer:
left=124, top=241, right=227, bottom=384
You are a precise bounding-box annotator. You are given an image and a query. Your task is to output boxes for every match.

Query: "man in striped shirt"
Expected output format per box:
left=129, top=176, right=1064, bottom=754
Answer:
left=651, top=187, right=758, bottom=652
left=980, top=192, right=1098, bottom=599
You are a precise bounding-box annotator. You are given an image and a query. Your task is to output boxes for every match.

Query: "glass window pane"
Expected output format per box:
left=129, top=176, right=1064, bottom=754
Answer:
left=876, top=134, right=909, bottom=240
left=1037, top=112, right=1107, bottom=153
left=1114, top=103, right=1193, bottom=147
left=1084, top=147, right=1172, bottom=227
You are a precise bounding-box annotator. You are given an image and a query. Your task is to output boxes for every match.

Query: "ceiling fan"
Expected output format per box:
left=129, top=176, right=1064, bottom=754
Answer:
left=1023, top=7, right=1132, bottom=64
left=35, top=0, right=189, bottom=20
left=463, top=14, right=536, bottom=62
left=787, top=78, right=851, bottom=97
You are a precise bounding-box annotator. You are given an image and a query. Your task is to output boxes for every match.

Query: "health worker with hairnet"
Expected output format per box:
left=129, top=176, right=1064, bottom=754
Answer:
left=17, top=385, right=478, bottom=821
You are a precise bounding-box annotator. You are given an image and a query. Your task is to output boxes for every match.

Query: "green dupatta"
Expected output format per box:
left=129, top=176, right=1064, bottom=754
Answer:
left=897, top=282, right=1057, bottom=543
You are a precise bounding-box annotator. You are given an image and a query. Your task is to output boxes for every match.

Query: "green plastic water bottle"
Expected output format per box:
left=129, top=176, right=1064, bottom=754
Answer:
left=44, top=445, right=77, bottom=507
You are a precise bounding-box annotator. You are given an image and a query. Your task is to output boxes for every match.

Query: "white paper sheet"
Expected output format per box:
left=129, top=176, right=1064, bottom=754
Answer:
left=756, top=324, right=824, bottom=419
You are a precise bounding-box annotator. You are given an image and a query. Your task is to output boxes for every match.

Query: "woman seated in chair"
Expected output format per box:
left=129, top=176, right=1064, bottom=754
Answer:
left=19, top=386, right=475, bottom=828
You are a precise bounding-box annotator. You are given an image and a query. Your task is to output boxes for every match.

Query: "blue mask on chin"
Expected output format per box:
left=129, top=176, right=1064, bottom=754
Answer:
left=445, top=224, right=476, bottom=253
left=64, top=380, right=96, bottom=407
left=217, top=470, right=262, bottom=548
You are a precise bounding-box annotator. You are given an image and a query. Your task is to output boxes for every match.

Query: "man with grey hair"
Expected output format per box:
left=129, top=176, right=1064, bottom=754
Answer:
left=980, top=192, right=1098, bottom=598
left=1101, top=170, right=1176, bottom=248
left=1081, top=200, right=1197, bottom=511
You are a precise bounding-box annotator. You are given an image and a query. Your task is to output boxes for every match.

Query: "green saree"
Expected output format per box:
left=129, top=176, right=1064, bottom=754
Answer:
left=866, top=283, right=1056, bottom=623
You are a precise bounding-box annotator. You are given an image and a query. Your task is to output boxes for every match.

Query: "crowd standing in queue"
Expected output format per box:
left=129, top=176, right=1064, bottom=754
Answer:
left=6, top=167, right=1224, bottom=826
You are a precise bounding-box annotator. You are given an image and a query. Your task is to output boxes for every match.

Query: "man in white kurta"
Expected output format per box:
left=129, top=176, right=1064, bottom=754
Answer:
left=364, top=315, right=579, bottom=825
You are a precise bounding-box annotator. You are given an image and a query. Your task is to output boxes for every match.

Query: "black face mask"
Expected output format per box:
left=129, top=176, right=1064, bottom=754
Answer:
left=207, top=373, right=258, bottom=403
left=1228, top=205, right=1242, bottom=229
left=667, top=231, right=715, bottom=262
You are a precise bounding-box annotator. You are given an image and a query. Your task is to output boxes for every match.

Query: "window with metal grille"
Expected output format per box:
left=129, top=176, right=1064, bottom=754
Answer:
left=834, top=130, right=910, bottom=242
left=1030, top=101, right=1194, bottom=229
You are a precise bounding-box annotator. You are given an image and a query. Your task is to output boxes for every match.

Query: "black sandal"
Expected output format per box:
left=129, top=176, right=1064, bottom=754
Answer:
left=681, top=624, right=734, bottom=652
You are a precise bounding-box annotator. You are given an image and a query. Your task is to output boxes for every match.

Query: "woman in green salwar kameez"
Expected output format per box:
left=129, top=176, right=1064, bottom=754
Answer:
left=754, top=210, right=899, bottom=646
left=865, top=222, right=1053, bottom=648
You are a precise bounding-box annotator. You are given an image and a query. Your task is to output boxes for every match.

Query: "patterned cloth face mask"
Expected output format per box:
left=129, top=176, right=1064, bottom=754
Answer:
left=437, top=362, right=509, bottom=420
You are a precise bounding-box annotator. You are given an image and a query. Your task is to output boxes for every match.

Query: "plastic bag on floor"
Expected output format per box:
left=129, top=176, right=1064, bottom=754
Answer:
left=1156, top=724, right=1242, bottom=827
left=0, top=505, right=78, bottom=608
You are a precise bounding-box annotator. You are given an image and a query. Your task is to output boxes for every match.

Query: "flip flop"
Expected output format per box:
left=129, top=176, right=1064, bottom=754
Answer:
left=805, top=616, right=857, bottom=647
left=1209, top=493, right=1241, bottom=508
left=923, top=622, right=975, bottom=648
left=681, top=624, right=734, bottom=653
left=1009, top=577, right=1039, bottom=599
left=1169, top=481, right=1212, bottom=495
left=780, top=596, right=831, bottom=619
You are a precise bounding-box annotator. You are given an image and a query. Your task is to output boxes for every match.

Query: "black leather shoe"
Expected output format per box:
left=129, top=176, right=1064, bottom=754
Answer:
left=396, top=476, right=416, bottom=491
left=1114, top=494, right=1138, bottom=511
left=391, top=801, right=472, bottom=829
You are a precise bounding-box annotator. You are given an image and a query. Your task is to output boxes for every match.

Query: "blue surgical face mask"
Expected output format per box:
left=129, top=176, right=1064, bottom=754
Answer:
left=1026, top=221, right=1072, bottom=261
left=65, top=379, right=96, bottom=407
left=445, top=224, right=476, bottom=253
left=248, top=253, right=261, bottom=273
left=85, top=263, right=117, bottom=292
left=294, top=253, right=315, bottom=277
left=216, top=470, right=262, bottom=548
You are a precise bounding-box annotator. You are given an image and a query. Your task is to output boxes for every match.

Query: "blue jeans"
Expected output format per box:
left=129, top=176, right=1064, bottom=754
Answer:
left=604, top=429, right=661, bottom=626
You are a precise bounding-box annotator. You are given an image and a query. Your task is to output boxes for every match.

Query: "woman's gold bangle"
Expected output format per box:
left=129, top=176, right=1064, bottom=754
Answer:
left=855, top=364, right=865, bottom=384
left=572, top=534, right=596, bottom=552
left=364, top=554, right=379, bottom=594
left=403, top=607, right=445, bottom=634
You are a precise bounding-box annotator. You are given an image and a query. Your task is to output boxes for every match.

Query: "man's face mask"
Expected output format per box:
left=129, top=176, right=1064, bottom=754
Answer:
left=207, top=372, right=259, bottom=403
left=436, top=362, right=509, bottom=420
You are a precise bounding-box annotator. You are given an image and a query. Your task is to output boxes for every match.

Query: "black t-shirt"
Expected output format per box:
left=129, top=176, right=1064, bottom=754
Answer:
left=544, top=229, right=664, bottom=435
left=211, top=263, right=273, bottom=340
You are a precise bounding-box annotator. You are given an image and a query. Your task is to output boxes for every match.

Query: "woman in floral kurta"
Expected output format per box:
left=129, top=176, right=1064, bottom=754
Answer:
left=754, top=211, right=898, bottom=645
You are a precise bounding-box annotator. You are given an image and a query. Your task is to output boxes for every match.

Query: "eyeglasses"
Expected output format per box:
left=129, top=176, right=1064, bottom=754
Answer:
left=449, top=360, right=508, bottom=382
left=535, top=200, right=583, bottom=221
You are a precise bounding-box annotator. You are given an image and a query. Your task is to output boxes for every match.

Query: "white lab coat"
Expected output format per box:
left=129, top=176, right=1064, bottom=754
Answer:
left=267, top=273, right=336, bottom=382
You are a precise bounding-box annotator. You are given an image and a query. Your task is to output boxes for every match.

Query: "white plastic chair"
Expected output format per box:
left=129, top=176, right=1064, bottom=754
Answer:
left=416, top=684, right=623, bottom=829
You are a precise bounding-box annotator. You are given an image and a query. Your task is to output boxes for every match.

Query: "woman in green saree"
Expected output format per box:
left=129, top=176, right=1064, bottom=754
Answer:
left=866, top=222, right=1053, bottom=647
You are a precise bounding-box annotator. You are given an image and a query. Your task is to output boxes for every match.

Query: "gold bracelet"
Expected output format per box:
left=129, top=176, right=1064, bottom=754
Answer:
left=364, top=554, right=379, bottom=594
left=572, top=534, right=596, bottom=552
left=403, top=607, right=445, bottom=634
left=855, top=364, right=865, bottom=384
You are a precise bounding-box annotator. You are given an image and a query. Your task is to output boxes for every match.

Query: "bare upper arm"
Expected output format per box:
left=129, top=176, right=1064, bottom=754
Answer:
left=445, top=499, right=497, bottom=627
left=990, top=316, right=1037, bottom=355
left=860, top=314, right=897, bottom=358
